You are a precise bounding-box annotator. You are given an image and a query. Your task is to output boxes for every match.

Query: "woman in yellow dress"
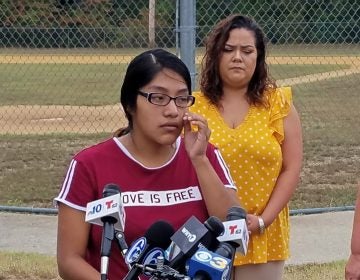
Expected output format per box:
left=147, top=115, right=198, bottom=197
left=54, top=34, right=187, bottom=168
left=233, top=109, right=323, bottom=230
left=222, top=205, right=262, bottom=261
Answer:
left=191, top=14, right=303, bottom=280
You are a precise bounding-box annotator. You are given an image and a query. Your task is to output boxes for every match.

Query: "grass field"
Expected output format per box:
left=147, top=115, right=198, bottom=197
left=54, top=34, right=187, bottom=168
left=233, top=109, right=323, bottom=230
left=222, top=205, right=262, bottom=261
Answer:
left=0, top=63, right=350, bottom=106
left=0, top=251, right=348, bottom=280
left=0, top=44, right=359, bottom=56
left=0, top=46, right=359, bottom=209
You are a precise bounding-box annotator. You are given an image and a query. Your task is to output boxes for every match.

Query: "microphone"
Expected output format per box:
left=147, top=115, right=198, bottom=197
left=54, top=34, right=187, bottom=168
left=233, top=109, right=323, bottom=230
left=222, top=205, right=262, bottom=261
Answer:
left=217, top=206, right=249, bottom=255
left=85, top=184, right=125, bottom=280
left=202, top=216, right=225, bottom=251
left=85, top=184, right=125, bottom=232
left=123, top=220, right=175, bottom=280
left=186, top=247, right=231, bottom=280
left=168, top=216, right=224, bottom=272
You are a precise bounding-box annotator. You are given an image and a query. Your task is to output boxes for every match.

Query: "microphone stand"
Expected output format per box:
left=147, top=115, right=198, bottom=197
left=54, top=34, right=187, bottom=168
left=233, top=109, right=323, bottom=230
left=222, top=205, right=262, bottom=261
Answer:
left=100, top=220, right=115, bottom=280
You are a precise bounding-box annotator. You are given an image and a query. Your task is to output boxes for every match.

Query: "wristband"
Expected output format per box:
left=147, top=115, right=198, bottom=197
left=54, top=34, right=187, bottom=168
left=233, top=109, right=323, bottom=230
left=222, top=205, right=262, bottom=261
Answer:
left=258, top=216, right=265, bottom=234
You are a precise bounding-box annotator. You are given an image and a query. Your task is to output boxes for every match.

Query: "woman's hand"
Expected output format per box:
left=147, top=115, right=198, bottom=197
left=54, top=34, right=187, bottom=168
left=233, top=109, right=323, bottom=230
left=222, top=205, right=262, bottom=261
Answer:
left=246, top=214, right=262, bottom=235
left=183, top=112, right=211, bottom=160
left=345, top=253, right=360, bottom=280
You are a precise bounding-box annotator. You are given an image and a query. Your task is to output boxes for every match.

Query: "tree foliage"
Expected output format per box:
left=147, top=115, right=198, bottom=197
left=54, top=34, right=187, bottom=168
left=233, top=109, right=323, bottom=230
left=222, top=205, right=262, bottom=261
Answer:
left=0, top=0, right=358, bottom=48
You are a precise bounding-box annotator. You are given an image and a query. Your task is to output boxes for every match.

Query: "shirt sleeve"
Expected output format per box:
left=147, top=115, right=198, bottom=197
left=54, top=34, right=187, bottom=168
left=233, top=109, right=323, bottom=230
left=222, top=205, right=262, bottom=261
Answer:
left=268, top=86, right=292, bottom=144
left=54, top=156, right=97, bottom=211
left=206, top=144, right=237, bottom=191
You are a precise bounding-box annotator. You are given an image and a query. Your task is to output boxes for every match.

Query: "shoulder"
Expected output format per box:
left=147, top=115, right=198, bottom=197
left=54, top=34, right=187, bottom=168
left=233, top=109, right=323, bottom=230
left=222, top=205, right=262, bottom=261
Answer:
left=191, top=91, right=215, bottom=115
left=265, top=87, right=293, bottom=143
left=266, top=86, right=292, bottom=108
left=74, top=138, right=116, bottom=162
left=192, top=91, right=209, bottom=107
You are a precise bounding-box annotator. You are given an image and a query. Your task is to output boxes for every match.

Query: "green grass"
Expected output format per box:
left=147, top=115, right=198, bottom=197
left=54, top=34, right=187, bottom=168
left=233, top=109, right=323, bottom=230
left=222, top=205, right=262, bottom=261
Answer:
left=0, top=63, right=350, bottom=106
left=0, top=48, right=150, bottom=55
left=0, top=251, right=60, bottom=280
left=196, top=44, right=360, bottom=57
left=0, top=251, right=347, bottom=280
left=0, top=133, right=109, bottom=207
left=268, top=43, right=360, bottom=56
left=0, top=49, right=359, bottom=209
left=289, top=73, right=360, bottom=209
left=0, top=64, right=126, bottom=106
left=284, top=260, right=347, bottom=280
left=0, top=74, right=359, bottom=209
left=1, top=44, right=359, bottom=56
left=269, top=64, right=350, bottom=80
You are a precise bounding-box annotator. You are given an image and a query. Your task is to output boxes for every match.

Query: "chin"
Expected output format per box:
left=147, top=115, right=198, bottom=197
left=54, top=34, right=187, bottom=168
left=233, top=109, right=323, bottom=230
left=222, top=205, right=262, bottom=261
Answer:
left=158, top=134, right=179, bottom=146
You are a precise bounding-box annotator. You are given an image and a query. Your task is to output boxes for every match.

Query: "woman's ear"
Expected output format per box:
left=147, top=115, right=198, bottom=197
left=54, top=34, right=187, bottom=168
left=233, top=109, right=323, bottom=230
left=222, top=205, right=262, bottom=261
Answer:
left=125, top=106, right=134, bottom=115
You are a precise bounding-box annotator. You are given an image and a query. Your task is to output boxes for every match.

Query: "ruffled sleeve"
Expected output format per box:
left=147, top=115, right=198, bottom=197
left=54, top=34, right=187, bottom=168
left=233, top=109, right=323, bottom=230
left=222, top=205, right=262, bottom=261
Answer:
left=268, top=86, right=292, bottom=144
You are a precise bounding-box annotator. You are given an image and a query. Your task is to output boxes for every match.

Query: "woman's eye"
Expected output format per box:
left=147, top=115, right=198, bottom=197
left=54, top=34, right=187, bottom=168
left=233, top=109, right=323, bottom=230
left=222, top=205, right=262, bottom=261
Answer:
left=243, top=49, right=253, bottom=54
left=178, top=97, right=188, bottom=103
left=153, top=96, right=164, bottom=102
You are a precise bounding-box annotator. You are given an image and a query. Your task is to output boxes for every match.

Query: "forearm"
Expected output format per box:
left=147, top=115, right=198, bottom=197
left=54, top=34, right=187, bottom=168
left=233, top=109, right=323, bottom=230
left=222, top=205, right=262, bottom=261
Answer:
left=261, top=169, right=300, bottom=227
left=351, top=186, right=360, bottom=254
left=57, top=204, right=99, bottom=280
left=58, top=254, right=99, bottom=280
left=192, top=156, right=240, bottom=220
left=345, top=185, right=360, bottom=279
left=260, top=103, right=302, bottom=227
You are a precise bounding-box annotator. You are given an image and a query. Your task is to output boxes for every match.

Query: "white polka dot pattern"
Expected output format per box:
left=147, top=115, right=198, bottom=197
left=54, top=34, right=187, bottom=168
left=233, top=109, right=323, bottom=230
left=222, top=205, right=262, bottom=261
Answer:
left=191, top=88, right=292, bottom=265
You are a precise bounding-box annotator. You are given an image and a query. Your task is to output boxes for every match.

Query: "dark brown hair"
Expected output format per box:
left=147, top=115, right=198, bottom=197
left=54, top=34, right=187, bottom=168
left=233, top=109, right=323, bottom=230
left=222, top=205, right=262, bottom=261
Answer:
left=200, top=14, right=276, bottom=106
left=114, top=49, right=192, bottom=137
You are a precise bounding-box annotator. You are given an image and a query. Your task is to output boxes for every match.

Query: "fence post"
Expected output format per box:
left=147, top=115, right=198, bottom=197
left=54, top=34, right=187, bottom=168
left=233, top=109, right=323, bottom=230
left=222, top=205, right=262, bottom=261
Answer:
left=178, top=0, right=196, bottom=90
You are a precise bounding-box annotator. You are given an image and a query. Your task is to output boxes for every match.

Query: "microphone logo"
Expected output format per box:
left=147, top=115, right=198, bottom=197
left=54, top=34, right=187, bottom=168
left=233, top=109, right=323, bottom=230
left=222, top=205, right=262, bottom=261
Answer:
left=229, top=225, right=239, bottom=234
left=181, top=227, right=197, bottom=242
left=85, top=193, right=125, bottom=231
left=194, top=250, right=212, bottom=262
left=188, top=248, right=231, bottom=280
left=194, top=249, right=229, bottom=270
left=125, top=237, right=147, bottom=264
left=142, top=248, right=165, bottom=276
left=87, top=198, right=118, bottom=216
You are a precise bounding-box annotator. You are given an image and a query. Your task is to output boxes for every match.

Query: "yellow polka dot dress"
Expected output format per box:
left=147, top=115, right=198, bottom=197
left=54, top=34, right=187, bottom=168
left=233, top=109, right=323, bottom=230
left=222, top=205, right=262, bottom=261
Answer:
left=191, top=87, right=292, bottom=265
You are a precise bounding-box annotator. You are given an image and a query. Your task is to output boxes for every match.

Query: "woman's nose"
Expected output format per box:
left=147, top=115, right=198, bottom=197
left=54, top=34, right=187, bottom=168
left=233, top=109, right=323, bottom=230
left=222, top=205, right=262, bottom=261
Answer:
left=233, top=49, right=242, bottom=61
left=164, top=99, right=179, bottom=116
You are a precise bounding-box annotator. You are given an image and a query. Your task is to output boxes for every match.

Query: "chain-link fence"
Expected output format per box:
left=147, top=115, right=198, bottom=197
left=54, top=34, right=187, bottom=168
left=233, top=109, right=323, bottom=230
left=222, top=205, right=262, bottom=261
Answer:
left=0, top=0, right=359, bottom=209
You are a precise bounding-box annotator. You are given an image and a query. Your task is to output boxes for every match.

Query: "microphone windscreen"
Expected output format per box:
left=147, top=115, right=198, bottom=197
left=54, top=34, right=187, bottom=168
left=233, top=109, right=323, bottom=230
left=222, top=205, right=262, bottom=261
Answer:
left=204, top=216, right=224, bottom=237
left=226, top=206, right=247, bottom=221
left=214, top=242, right=234, bottom=259
left=103, top=183, right=121, bottom=197
left=145, top=220, right=175, bottom=249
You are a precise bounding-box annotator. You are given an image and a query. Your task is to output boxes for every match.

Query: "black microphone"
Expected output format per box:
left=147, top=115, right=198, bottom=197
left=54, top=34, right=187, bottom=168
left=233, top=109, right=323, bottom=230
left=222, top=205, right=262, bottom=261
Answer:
left=202, top=216, right=225, bottom=251
left=216, top=206, right=249, bottom=280
left=168, top=216, right=224, bottom=272
left=123, top=220, right=175, bottom=280
left=99, top=184, right=122, bottom=280
left=217, top=206, right=249, bottom=256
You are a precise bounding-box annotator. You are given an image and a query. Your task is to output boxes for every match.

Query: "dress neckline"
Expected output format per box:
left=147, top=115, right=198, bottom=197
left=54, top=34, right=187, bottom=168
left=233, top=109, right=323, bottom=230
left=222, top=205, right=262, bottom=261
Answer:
left=211, top=104, right=254, bottom=131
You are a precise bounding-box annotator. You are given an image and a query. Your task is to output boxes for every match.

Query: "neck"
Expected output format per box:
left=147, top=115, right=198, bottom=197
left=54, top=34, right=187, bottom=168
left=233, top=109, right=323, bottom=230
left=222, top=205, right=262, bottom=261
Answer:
left=120, top=133, right=176, bottom=167
left=221, top=86, right=249, bottom=106
left=222, top=84, right=248, bottom=98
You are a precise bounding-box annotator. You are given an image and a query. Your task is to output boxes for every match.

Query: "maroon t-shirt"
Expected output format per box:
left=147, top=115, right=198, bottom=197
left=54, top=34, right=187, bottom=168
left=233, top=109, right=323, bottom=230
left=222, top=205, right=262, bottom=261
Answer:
left=55, top=136, right=236, bottom=280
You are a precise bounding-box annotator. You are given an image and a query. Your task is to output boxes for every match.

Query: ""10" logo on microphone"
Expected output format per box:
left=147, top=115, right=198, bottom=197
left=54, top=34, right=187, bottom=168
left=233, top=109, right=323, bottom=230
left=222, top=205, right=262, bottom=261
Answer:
left=87, top=199, right=118, bottom=215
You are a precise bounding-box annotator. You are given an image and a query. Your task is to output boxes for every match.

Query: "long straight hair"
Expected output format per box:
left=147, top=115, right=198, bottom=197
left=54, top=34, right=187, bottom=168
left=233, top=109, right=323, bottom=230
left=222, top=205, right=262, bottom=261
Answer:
left=115, top=49, right=192, bottom=136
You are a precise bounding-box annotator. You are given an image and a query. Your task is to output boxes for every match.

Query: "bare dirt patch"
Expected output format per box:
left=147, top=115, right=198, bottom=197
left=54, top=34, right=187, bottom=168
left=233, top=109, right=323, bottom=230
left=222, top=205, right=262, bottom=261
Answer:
left=1, top=55, right=359, bottom=135
left=0, top=105, right=127, bottom=134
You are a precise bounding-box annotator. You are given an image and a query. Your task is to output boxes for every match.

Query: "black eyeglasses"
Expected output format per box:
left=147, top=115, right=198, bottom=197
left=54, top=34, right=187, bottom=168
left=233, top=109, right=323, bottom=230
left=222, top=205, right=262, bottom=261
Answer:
left=138, top=91, right=195, bottom=108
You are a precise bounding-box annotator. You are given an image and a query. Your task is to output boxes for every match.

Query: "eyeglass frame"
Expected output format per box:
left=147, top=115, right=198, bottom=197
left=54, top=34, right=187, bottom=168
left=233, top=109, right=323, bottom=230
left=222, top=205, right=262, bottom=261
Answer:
left=137, top=90, right=195, bottom=108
